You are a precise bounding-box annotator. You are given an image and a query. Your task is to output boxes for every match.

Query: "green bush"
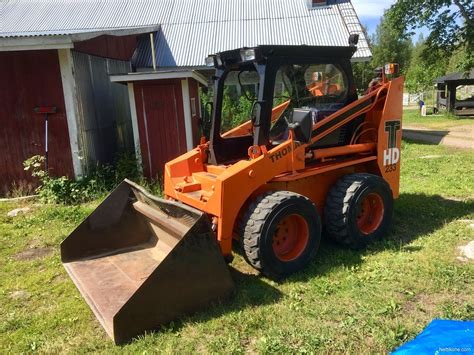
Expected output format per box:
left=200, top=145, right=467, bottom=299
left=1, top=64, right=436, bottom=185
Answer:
left=221, top=89, right=254, bottom=132
left=23, top=154, right=159, bottom=205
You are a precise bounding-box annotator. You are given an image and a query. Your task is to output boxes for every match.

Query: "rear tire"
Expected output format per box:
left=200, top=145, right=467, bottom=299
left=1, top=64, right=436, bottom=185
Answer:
left=324, top=173, right=393, bottom=249
left=240, top=191, right=321, bottom=279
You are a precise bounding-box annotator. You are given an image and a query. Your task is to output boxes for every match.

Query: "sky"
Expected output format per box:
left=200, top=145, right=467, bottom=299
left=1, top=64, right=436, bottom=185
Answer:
left=351, top=0, right=396, bottom=36
left=351, top=0, right=431, bottom=40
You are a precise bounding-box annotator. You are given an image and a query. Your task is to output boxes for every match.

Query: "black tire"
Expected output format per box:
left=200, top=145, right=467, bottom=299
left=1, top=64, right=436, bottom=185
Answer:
left=324, top=173, right=393, bottom=249
left=240, top=191, right=322, bottom=279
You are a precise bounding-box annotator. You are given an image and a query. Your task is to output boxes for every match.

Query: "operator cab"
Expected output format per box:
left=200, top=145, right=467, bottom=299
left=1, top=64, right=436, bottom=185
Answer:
left=204, top=45, right=358, bottom=165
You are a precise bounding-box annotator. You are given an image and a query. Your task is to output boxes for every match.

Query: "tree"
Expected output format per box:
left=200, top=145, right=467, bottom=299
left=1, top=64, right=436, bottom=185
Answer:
left=405, top=35, right=448, bottom=93
left=371, top=14, right=413, bottom=72
left=387, top=0, right=474, bottom=72
left=352, top=61, right=375, bottom=92
left=352, top=19, right=413, bottom=92
left=352, top=25, right=376, bottom=91
left=446, top=45, right=471, bottom=73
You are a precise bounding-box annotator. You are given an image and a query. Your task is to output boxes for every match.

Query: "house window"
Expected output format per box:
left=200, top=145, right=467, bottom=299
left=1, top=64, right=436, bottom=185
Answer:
left=191, top=98, right=197, bottom=117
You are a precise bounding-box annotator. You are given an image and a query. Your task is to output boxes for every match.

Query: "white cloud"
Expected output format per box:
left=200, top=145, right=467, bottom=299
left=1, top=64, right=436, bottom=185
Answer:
left=351, top=0, right=395, bottom=18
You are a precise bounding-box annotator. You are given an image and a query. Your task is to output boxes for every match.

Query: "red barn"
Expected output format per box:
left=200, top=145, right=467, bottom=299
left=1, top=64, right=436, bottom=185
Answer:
left=0, top=28, right=156, bottom=193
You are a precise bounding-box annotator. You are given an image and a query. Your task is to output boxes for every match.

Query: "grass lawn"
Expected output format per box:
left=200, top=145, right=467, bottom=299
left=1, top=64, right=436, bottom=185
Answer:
left=403, top=107, right=474, bottom=130
left=1, top=140, right=473, bottom=353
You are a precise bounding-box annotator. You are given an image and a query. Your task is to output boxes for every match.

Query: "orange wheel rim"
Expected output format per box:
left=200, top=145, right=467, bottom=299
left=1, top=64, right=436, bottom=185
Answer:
left=356, top=193, right=384, bottom=235
left=272, top=214, right=309, bottom=261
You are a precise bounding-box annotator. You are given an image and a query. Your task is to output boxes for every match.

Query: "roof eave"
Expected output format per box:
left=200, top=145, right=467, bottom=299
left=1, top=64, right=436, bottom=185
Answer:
left=0, top=25, right=160, bottom=52
left=69, top=25, right=160, bottom=42
left=0, top=36, right=74, bottom=51
left=110, top=69, right=208, bottom=86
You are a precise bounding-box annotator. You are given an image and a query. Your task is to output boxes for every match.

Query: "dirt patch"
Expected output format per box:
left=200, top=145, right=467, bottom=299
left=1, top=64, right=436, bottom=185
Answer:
left=15, top=247, right=54, bottom=261
left=449, top=125, right=474, bottom=136
left=403, top=126, right=473, bottom=149
left=402, top=293, right=438, bottom=315
left=401, top=292, right=470, bottom=315
left=9, top=290, right=31, bottom=300
left=51, top=273, right=67, bottom=283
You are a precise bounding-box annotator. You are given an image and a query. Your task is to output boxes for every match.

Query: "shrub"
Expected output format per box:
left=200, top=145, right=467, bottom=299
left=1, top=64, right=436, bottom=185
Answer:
left=23, top=154, right=159, bottom=205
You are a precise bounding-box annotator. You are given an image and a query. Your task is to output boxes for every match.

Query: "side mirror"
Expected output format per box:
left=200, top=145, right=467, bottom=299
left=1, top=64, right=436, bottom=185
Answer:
left=289, top=109, right=313, bottom=144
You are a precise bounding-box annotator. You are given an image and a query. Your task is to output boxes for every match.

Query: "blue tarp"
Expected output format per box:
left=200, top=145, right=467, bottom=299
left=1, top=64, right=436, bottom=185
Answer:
left=393, top=319, right=474, bottom=354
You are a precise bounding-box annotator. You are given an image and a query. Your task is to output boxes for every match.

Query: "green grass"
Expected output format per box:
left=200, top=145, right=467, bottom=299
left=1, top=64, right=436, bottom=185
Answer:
left=403, top=108, right=474, bottom=130
left=1, top=141, right=473, bottom=353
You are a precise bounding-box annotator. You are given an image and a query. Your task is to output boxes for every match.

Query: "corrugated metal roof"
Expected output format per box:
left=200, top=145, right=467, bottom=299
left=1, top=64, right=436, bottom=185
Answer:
left=134, top=0, right=372, bottom=66
left=0, top=0, right=173, bottom=38
left=1, top=0, right=371, bottom=63
left=434, top=70, right=474, bottom=83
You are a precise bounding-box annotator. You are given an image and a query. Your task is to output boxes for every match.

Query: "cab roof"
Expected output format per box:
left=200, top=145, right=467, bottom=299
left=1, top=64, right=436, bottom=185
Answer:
left=216, top=45, right=357, bottom=67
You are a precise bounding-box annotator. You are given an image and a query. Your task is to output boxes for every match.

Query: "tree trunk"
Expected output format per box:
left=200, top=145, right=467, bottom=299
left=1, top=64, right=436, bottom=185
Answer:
left=452, top=0, right=474, bottom=27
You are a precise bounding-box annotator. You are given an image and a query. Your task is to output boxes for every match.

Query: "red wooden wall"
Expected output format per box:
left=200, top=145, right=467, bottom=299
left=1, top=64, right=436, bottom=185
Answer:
left=0, top=50, right=73, bottom=193
left=133, top=79, right=187, bottom=180
left=74, top=35, right=138, bottom=61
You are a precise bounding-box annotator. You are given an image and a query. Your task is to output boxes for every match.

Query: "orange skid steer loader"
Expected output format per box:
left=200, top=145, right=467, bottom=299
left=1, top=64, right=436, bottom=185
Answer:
left=61, top=39, right=403, bottom=344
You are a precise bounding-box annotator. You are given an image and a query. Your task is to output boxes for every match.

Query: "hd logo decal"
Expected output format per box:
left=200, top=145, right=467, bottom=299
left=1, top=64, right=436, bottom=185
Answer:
left=383, top=120, right=401, bottom=167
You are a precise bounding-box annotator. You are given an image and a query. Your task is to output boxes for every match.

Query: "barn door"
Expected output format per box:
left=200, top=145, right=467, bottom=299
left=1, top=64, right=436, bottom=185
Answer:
left=139, top=82, right=187, bottom=179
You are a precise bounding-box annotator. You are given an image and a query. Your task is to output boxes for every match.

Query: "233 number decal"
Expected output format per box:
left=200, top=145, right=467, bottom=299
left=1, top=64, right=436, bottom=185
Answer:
left=385, top=164, right=397, bottom=173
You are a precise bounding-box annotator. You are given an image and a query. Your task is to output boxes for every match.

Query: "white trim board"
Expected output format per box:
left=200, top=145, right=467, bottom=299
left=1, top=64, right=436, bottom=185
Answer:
left=127, top=83, right=143, bottom=173
left=57, top=48, right=83, bottom=178
left=110, top=70, right=208, bottom=86
left=139, top=86, right=153, bottom=176
left=181, top=78, right=194, bottom=151
left=0, top=36, right=73, bottom=51
left=0, top=43, right=73, bottom=51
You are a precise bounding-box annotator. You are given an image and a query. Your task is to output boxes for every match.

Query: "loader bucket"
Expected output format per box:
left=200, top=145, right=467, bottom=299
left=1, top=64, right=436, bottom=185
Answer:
left=60, top=179, right=234, bottom=344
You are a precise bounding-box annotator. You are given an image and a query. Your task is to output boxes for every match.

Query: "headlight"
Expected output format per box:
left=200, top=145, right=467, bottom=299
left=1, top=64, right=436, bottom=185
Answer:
left=205, top=55, right=223, bottom=68
left=240, top=48, right=256, bottom=62
left=205, top=56, right=216, bottom=67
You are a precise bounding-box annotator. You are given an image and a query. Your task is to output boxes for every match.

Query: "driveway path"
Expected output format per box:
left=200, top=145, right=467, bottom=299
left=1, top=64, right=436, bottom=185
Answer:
left=403, top=124, right=473, bottom=149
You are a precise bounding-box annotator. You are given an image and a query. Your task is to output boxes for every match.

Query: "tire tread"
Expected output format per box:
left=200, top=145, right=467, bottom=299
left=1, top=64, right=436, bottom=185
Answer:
left=324, top=173, right=392, bottom=249
left=240, top=191, right=316, bottom=273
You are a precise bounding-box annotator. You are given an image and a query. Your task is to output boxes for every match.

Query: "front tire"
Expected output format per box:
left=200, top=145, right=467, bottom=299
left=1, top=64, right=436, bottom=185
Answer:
left=240, top=191, right=322, bottom=279
left=324, top=173, right=393, bottom=249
